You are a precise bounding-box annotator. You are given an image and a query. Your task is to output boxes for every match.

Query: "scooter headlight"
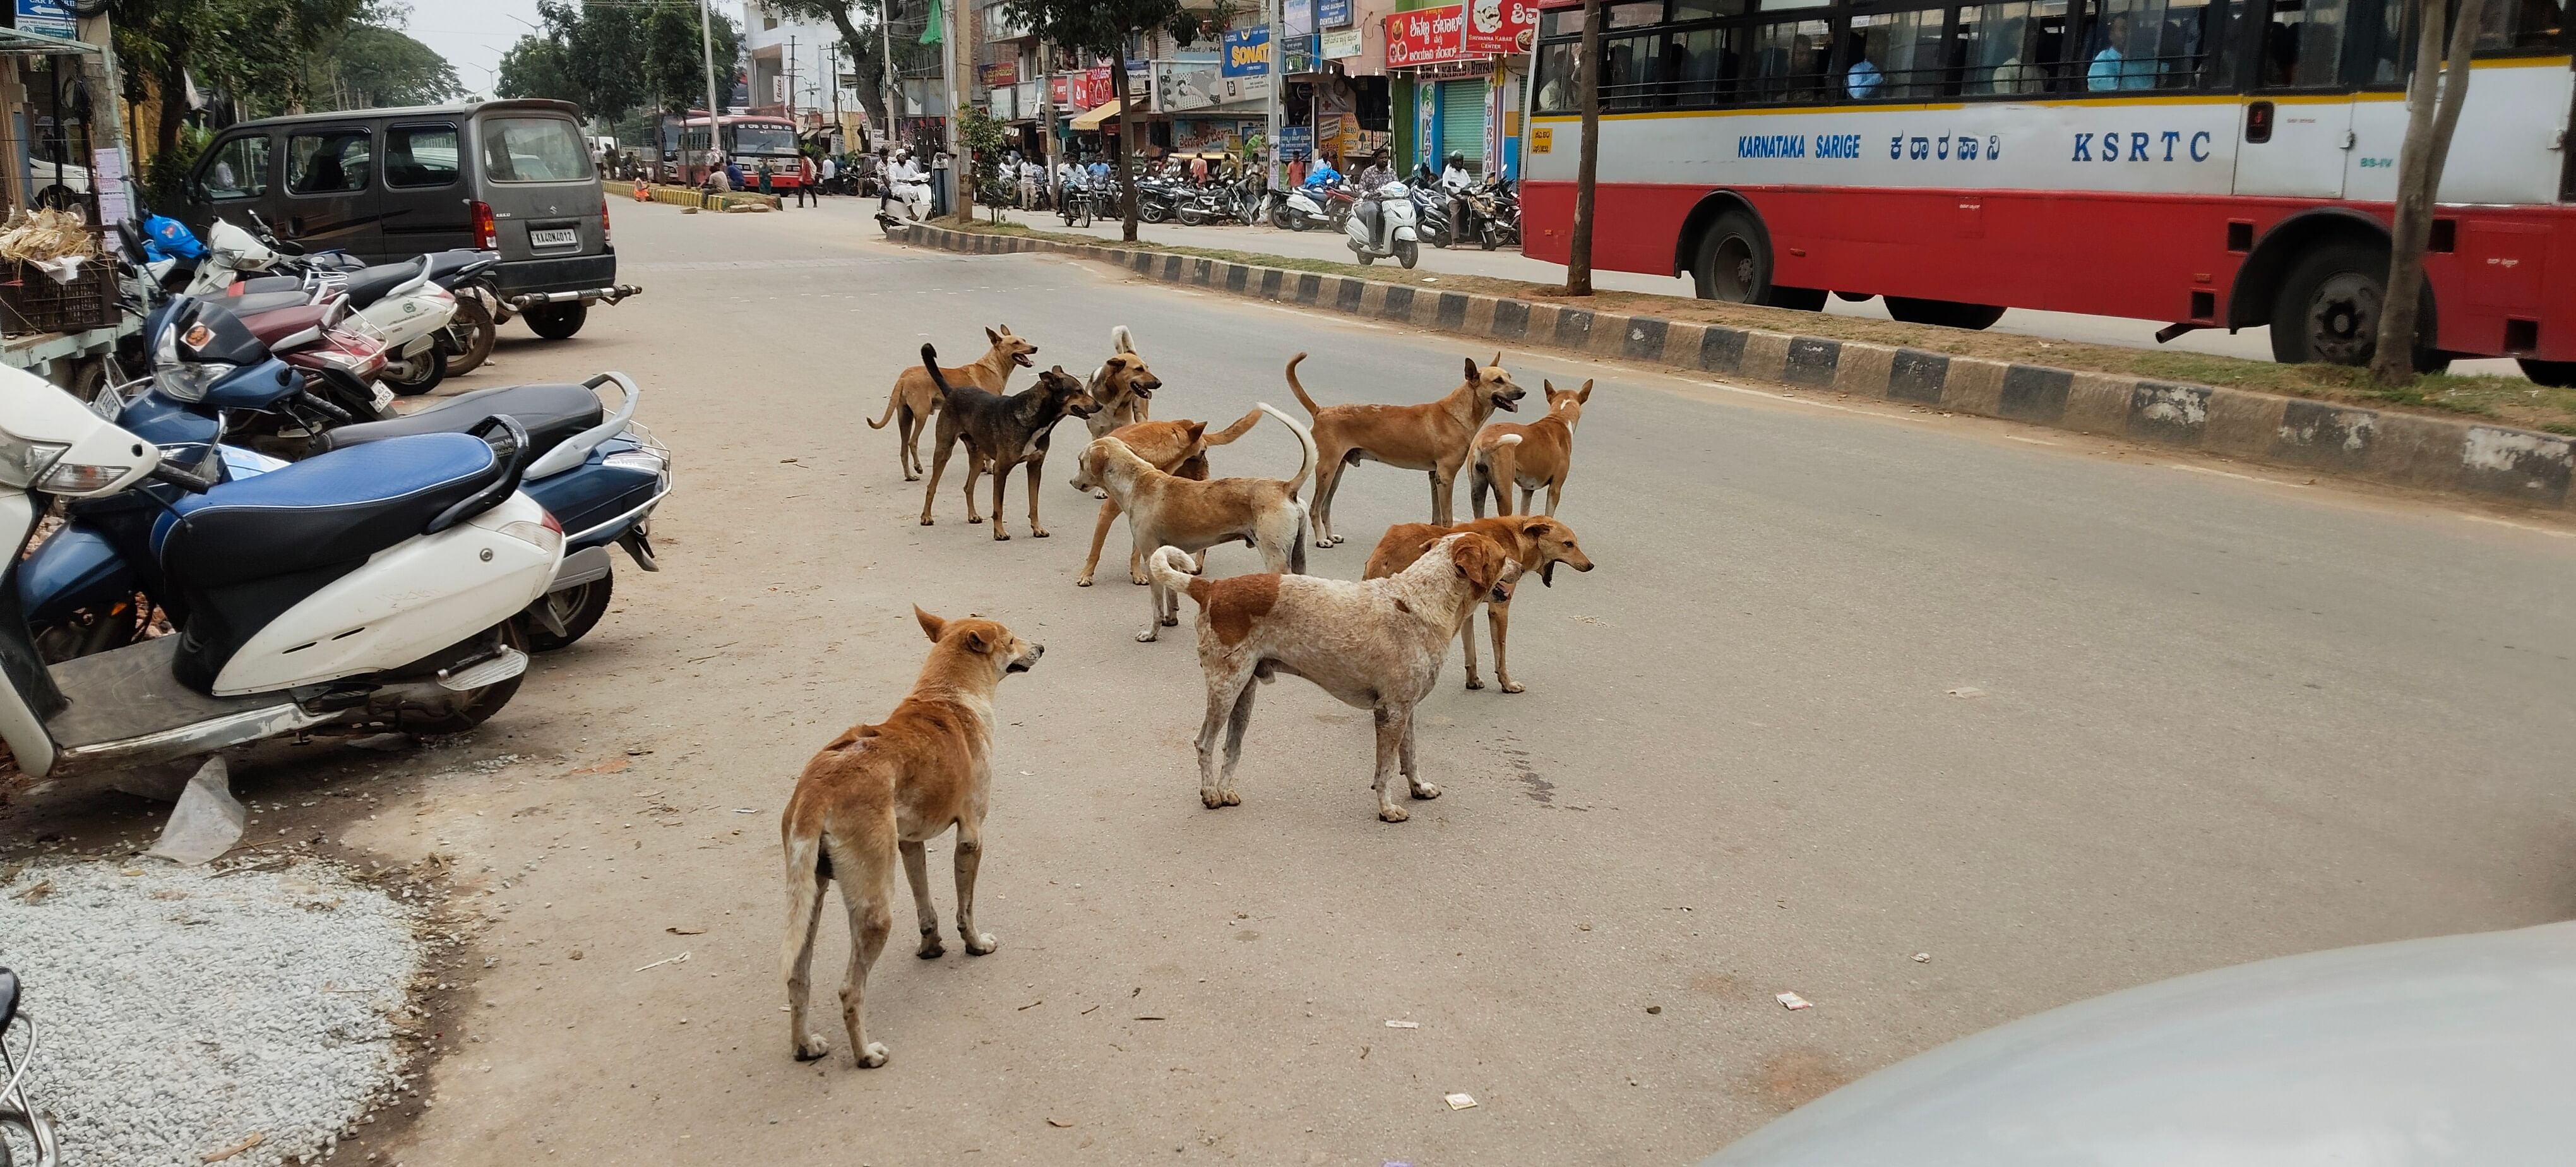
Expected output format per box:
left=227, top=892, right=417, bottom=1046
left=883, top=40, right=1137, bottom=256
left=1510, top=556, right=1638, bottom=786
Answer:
left=0, top=432, right=69, bottom=489
left=151, top=320, right=233, bottom=403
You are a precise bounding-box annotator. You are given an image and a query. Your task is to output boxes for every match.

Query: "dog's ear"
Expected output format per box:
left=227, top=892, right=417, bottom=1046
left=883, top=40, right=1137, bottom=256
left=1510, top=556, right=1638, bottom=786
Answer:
left=1541, top=378, right=1556, bottom=395
left=1491, top=351, right=1505, bottom=371
left=1186, top=421, right=1208, bottom=440
left=986, top=326, right=1003, bottom=345
left=1463, top=355, right=1479, bottom=382
left=914, top=606, right=947, bottom=642
left=962, top=627, right=991, bottom=654
left=1521, top=518, right=1557, bottom=542
left=1450, top=536, right=1506, bottom=594
left=1577, top=379, right=1594, bottom=403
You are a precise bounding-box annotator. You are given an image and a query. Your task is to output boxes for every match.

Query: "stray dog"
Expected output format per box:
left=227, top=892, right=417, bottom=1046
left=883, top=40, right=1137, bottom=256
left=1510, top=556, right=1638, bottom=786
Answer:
left=1470, top=379, right=1592, bottom=517
left=1363, top=515, right=1597, bottom=693
left=1286, top=352, right=1526, bottom=546
left=1083, top=326, right=1164, bottom=440
left=1150, top=534, right=1517, bottom=821
left=1074, top=407, right=1265, bottom=587
left=780, top=606, right=1044, bottom=1068
left=917, top=344, right=1098, bottom=539
left=868, top=326, right=1039, bottom=481
left=1076, top=404, right=1314, bottom=642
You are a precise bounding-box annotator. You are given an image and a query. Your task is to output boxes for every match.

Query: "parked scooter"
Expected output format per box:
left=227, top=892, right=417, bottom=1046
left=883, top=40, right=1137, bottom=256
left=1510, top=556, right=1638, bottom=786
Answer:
left=1273, top=183, right=1334, bottom=232
left=0, top=361, right=558, bottom=861
left=1407, top=170, right=1455, bottom=249
left=27, top=301, right=671, bottom=661
left=1344, top=179, right=1422, bottom=268
left=1, top=967, right=57, bottom=1167
left=1469, top=177, right=1520, bottom=249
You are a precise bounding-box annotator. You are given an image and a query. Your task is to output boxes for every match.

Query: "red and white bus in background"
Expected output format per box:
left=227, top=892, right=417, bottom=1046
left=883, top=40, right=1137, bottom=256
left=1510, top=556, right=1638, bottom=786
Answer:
left=1519, top=0, right=2576, bottom=381
left=658, top=111, right=810, bottom=188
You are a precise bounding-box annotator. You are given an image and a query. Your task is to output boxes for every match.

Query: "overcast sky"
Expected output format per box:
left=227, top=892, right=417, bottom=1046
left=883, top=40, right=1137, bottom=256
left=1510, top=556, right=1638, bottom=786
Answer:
left=403, top=0, right=546, bottom=94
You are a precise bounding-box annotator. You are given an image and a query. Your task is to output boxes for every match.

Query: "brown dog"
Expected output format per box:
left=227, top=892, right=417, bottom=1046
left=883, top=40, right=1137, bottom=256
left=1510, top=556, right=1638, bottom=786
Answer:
left=1073, top=407, right=1265, bottom=587
left=917, top=345, right=1099, bottom=539
left=1286, top=351, right=1526, bottom=547
left=1078, top=404, right=1315, bottom=643
left=1083, top=326, right=1163, bottom=437
left=867, top=325, right=1038, bottom=481
left=1150, top=534, right=1517, bottom=821
left=780, top=606, right=1044, bottom=1068
left=1470, top=379, right=1591, bottom=518
left=1363, top=515, right=1596, bottom=693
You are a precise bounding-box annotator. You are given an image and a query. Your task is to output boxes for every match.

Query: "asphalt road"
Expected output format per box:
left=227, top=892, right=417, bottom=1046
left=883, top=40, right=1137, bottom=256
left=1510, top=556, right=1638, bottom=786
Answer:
left=978, top=202, right=2529, bottom=377
left=27, top=196, right=2571, bottom=1166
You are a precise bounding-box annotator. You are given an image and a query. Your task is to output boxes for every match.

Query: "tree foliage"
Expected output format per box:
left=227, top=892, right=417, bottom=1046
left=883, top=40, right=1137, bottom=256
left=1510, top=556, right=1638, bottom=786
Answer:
left=996, top=0, right=1183, bottom=239
left=494, top=0, right=742, bottom=121
left=110, top=0, right=377, bottom=159
left=766, top=0, right=943, bottom=129
left=307, top=6, right=464, bottom=110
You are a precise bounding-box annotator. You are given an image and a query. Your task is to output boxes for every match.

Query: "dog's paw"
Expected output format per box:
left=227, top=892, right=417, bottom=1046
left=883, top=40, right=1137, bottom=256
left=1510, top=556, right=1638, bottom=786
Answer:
left=917, top=935, right=946, bottom=960
left=1500, top=681, right=1525, bottom=694
left=1219, top=787, right=1242, bottom=807
left=1314, top=538, right=1334, bottom=549
left=793, top=1034, right=832, bottom=1061
left=1136, top=630, right=1159, bottom=643
left=993, top=530, right=1011, bottom=541
left=1075, top=576, right=1095, bottom=587
left=967, top=515, right=984, bottom=524
left=1378, top=805, right=1411, bottom=823
left=854, top=1041, right=890, bottom=1068
left=1410, top=782, right=1443, bottom=801
left=1160, top=614, right=1178, bottom=627
left=1202, top=787, right=1227, bottom=809
left=1031, top=528, right=1050, bottom=538
left=1464, top=675, right=1485, bottom=691
left=903, top=474, right=920, bottom=482
left=1329, top=535, right=1346, bottom=546
left=919, top=517, right=934, bottom=526
left=1130, top=573, right=1150, bottom=586
left=963, top=931, right=999, bottom=956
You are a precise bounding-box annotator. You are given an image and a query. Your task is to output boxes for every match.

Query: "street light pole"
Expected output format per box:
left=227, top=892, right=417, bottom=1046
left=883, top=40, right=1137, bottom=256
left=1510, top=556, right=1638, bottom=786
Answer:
left=1264, top=0, right=1282, bottom=191
left=939, top=0, right=964, bottom=219
left=699, top=0, right=725, bottom=181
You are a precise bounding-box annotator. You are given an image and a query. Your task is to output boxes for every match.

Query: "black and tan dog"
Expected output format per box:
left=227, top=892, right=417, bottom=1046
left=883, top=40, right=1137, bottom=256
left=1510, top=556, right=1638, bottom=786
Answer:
left=917, top=344, right=1099, bottom=539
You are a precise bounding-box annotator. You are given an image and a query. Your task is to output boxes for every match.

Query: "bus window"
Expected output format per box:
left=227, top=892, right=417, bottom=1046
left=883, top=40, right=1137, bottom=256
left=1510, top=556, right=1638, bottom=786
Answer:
left=1745, top=16, right=1832, bottom=103
left=1605, top=0, right=1663, bottom=29
left=1603, top=31, right=1659, bottom=109
left=1534, top=39, right=1578, bottom=112
left=1846, top=8, right=1946, bottom=99
left=2479, top=0, right=2564, bottom=53
left=1960, top=2, right=2068, bottom=95
left=1669, top=0, right=1747, bottom=20
left=2256, top=0, right=2349, bottom=88
left=1661, top=26, right=1736, bottom=105
left=2088, top=0, right=2234, bottom=89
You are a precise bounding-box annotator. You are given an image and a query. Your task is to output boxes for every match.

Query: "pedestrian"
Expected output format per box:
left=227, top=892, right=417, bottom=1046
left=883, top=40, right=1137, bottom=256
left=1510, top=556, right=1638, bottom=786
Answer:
left=756, top=158, right=775, bottom=199
left=1017, top=155, right=1039, bottom=210
left=793, top=157, right=818, bottom=207
left=820, top=153, right=838, bottom=194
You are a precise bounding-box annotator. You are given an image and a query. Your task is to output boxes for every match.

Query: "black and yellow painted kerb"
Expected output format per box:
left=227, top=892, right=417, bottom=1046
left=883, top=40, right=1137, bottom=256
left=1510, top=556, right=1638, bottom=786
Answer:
left=887, top=222, right=2576, bottom=515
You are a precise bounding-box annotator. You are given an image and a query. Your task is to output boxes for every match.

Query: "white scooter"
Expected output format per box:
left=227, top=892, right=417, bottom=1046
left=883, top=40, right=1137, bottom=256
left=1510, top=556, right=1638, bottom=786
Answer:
left=1275, top=184, right=1333, bottom=232
left=0, top=362, right=561, bottom=863
left=1344, top=179, right=1422, bottom=269
left=170, top=218, right=460, bottom=393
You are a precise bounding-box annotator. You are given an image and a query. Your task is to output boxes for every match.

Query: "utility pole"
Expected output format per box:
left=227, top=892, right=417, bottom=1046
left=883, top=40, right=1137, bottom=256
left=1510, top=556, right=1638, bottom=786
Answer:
left=1263, top=0, right=1282, bottom=192
left=699, top=0, right=725, bottom=181
left=788, top=35, right=799, bottom=120
left=939, top=0, right=964, bottom=219
left=1038, top=40, right=1058, bottom=184
left=883, top=0, right=901, bottom=150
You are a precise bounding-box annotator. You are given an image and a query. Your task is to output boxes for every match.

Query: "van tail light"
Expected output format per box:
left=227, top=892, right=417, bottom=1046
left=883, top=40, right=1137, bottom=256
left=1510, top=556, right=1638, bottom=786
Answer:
left=601, top=202, right=612, bottom=246
left=470, top=200, right=498, bottom=250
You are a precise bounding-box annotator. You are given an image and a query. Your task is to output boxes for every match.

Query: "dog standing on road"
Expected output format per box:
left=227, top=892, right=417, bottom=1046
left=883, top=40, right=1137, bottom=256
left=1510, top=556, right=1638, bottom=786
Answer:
left=1083, top=326, right=1163, bottom=438
left=1470, top=379, right=1592, bottom=518
left=868, top=326, right=1039, bottom=481
left=917, top=344, right=1099, bottom=539
left=1286, top=352, right=1526, bottom=547
left=1073, top=407, right=1265, bottom=587
left=1364, top=515, right=1597, bottom=693
left=780, top=606, right=1044, bottom=1068
left=1151, top=533, right=1517, bottom=821
left=1076, top=404, right=1315, bottom=642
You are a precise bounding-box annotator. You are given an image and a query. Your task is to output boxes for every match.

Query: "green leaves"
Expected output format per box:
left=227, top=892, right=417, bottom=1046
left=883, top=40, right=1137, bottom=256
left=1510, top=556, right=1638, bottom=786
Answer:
left=495, top=0, right=741, bottom=119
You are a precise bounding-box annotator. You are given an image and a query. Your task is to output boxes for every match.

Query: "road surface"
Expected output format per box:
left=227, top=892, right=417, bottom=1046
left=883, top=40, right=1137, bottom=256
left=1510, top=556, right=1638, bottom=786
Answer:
left=23, top=195, right=2575, bottom=1166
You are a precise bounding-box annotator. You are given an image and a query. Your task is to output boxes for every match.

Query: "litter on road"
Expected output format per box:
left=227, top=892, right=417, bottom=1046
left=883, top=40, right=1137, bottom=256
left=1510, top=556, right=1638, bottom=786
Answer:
left=1777, top=992, right=1813, bottom=1010
left=635, top=951, right=692, bottom=972
left=1385, top=1019, right=1420, bottom=1028
left=1445, top=1093, right=1479, bottom=1110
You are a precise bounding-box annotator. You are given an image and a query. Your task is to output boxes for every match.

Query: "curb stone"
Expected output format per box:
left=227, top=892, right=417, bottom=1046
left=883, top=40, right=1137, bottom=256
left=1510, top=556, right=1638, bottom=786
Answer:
left=888, top=222, right=2576, bottom=515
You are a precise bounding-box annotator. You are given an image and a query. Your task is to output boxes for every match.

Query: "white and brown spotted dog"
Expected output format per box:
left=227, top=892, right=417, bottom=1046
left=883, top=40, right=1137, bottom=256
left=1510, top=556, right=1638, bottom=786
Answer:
left=780, top=607, right=1042, bottom=1068
left=1150, top=533, right=1518, bottom=822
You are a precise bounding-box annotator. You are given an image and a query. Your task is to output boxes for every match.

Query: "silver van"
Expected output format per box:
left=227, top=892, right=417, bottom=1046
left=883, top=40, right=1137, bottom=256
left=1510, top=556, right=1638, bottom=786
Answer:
left=181, top=98, right=637, bottom=340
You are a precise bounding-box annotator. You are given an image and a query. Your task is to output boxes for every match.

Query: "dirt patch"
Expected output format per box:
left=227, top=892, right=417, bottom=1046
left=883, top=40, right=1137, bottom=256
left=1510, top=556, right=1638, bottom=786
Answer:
left=1748, top=1047, right=1854, bottom=1112
left=948, top=220, right=2576, bottom=436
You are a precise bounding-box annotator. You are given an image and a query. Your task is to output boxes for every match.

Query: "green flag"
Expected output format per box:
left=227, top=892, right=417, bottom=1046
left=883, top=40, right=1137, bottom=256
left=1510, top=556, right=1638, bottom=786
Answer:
left=919, top=0, right=943, bottom=44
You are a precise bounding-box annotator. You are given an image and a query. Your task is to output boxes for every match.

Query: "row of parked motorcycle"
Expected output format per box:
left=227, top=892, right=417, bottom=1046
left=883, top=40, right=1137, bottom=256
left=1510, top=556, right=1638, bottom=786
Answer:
left=1051, top=169, right=1524, bottom=261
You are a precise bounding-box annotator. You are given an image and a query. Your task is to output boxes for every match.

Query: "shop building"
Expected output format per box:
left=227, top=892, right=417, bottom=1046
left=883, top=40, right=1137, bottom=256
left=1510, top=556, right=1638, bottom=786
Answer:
left=1382, top=0, right=1534, bottom=179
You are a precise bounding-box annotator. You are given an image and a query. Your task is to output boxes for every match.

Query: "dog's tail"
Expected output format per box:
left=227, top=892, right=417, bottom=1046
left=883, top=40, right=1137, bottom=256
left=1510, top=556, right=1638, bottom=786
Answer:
left=919, top=342, right=958, bottom=401
left=1148, top=545, right=1205, bottom=605
left=1111, top=323, right=1135, bottom=355
left=1204, top=405, right=1264, bottom=447
left=1283, top=352, right=1325, bottom=416
left=1258, top=402, right=1317, bottom=501
left=864, top=379, right=904, bottom=429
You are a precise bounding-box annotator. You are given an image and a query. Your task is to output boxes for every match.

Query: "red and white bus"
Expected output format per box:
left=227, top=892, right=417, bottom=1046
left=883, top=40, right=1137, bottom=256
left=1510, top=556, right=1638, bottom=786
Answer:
left=1519, top=0, right=2576, bottom=381
left=659, top=111, right=810, bottom=188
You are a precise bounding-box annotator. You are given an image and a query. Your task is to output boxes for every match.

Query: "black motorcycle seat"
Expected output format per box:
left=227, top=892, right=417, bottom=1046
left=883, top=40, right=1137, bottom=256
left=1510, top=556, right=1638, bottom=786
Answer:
left=422, top=249, right=499, bottom=287
left=223, top=289, right=316, bottom=316
left=0, top=966, right=16, bottom=1032
left=153, top=432, right=508, bottom=590
left=307, top=382, right=602, bottom=464
left=338, top=260, right=425, bottom=309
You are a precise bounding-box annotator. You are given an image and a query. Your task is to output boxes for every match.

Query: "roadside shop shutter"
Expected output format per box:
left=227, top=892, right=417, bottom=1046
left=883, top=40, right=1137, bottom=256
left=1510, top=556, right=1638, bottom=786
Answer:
left=1438, top=80, right=1486, bottom=163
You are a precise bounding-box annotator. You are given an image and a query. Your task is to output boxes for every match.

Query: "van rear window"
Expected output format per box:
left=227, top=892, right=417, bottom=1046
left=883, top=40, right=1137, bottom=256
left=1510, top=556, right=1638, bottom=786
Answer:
left=480, top=117, right=592, bottom=183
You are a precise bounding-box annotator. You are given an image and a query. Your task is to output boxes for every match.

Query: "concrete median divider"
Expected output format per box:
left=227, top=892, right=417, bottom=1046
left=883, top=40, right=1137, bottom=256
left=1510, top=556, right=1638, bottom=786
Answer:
left=886, top=221, right=2575, bottom=515
left=605, top=180, right=778, bottom=213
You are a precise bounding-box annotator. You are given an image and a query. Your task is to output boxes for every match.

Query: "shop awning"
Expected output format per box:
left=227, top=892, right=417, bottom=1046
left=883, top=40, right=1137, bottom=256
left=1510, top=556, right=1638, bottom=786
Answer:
left=1070, top=100, right=1124, bottom=131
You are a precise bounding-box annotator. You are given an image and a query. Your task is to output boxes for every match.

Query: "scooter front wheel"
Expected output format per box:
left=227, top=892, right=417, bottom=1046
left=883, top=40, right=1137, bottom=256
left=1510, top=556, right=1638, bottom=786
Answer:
left=1395, top=239, right=1419, bottom=269
left=382, top=345, right=447, bottom=396
left=523, top=570, right=614, bottom=652
left=442, top=296, right=498, bottom=376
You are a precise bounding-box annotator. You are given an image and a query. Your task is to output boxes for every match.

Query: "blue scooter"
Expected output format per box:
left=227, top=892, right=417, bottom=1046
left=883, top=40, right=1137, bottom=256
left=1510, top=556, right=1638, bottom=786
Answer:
left=21, top=298, right=671, bottom=660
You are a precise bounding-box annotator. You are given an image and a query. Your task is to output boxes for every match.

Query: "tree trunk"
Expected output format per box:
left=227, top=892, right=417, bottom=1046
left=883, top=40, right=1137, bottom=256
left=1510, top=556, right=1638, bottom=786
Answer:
left=1112, top=56, right=1138, bottom=242
left=2372, top=0, right=2486, bottom=386
left=823, top=4, right=893, bottom=133
left=1565, top=0, right=1602, bottom=296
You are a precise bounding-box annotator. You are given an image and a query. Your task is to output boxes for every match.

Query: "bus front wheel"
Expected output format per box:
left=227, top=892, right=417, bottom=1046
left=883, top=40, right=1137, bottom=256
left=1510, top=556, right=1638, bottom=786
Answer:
left=2267, top=241, right=2442, bottom=372
left=1693, top=210, right=1824, bottom=311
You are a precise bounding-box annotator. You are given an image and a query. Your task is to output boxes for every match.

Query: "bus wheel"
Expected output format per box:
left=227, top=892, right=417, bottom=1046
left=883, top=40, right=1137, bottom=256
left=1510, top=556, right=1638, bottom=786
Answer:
left=2270, top=242, right=2387, bottom=366
left=2519, top=359, right=2576, bottom=387
left=1693, top=210, right=1771, bottom=304
left=1886, top=296, right=2006, bottom=330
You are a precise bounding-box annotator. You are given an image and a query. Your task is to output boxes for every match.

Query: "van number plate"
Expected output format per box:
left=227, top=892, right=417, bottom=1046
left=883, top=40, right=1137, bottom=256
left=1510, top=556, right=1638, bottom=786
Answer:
left=530, top=228, right=579, bottom=248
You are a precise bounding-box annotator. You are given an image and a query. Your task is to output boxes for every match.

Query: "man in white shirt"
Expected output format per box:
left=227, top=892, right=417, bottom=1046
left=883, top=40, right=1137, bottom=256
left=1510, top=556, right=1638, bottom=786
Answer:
left=1440, top=152, right=1477, bottom=246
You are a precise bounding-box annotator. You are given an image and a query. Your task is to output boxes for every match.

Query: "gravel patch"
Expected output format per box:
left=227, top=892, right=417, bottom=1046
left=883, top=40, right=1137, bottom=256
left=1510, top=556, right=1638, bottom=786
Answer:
left=0, top=859, right=423, bottom=1166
